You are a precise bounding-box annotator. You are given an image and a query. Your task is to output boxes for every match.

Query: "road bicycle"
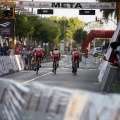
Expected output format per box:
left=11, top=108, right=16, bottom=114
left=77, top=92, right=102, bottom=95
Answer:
left=73, top=59, right=79, bottom=75
left=53, top=59, right=58, bottom=74
left=36, top=57, right=41, bottom=75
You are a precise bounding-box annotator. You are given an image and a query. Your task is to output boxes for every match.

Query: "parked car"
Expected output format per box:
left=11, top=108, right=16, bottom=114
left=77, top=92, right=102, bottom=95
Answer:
left=90, top=47, right=102, bottom=57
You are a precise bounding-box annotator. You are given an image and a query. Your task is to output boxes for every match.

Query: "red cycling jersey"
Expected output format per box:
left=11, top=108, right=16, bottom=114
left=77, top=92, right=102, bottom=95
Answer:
left=34, top=48, right=44, bottom=61
left=52, top=50, right=60, bottom=62
left=72, top=51, right=80, bottom=62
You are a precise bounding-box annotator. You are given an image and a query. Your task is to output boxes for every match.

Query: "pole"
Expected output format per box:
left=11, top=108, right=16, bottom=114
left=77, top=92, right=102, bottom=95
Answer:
left=116, top=2, right=120, bottom=23
left=64, top=22, right=65, bottom=51
left=118, top=3, right=120, bottom=21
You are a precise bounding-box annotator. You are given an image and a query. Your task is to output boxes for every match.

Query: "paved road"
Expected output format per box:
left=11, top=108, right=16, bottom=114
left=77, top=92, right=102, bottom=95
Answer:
left=2, top=55, right=101, bottom=92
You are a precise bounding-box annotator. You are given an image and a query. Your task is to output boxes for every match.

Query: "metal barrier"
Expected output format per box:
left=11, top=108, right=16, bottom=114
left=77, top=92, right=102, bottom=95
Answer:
left=113, top=69, right=120, bottom=93
left=100, top=63, right=118, bottom=93
left=1, top=79, right=120, bottom=120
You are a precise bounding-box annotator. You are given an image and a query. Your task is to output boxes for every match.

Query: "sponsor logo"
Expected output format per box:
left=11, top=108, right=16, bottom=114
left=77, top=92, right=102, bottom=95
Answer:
left=0, top=22, right=10, bottom=27
left=51, top=3, right=82, bottom=8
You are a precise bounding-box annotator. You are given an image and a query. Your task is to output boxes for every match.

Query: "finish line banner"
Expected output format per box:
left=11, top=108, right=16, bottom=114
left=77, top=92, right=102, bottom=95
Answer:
left=18, top=1, right=116, bottom=9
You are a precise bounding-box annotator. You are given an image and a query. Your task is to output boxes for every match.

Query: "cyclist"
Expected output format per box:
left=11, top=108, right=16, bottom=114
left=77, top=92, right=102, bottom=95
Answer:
left=33, top=45, right=45, bottom=71
left=52, top=48, right=61, bottom=72
left=71, top=48, right=81, bottom=73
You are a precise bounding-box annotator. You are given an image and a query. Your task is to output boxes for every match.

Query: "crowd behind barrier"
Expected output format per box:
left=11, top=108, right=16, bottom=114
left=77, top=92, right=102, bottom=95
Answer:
left=0, top=42, right=52, bottom=71
left=1, top=79, right=120, bottom=120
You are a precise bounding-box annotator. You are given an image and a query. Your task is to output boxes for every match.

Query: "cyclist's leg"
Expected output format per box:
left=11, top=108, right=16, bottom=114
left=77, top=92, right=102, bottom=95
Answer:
left=36, top=57, right=40, bottom=70
left=57, top=57, right=59, bottom=67
left=72, top=60, right=75, bottom=73
left=52, top=57, right=55, bottom=72
left=31, top=56, right=34, bottom=70
left=39, top=56, right=41, bottom=68
left=77, top=57, right=79, bottom=68
left=72, top=56, right=75, bottom=73
left=34, top=55, right=38, bottom=71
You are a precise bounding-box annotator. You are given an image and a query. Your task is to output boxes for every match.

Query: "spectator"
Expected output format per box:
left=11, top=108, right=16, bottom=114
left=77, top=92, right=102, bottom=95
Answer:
left=23, top=45, right=30, bottom=69
left=15, top=42, right=20, bottom=55
left=110, top=42, right=120, bottom=66
left=0, top=45, right=3, bottom=56
left=2, top=44, right=9, bottom=56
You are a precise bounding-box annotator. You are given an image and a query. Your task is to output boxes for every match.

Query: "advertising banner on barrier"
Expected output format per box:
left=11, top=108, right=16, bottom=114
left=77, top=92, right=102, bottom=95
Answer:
left=0, top=57, right=9, bottom=74
left=98, top=61, right=108, bottom=83
left=10, top=55, right=19, bottom=71
left=7, top=56, right=14, bottom=70
left=15, top=55, right=24, bottom=71
left=1, top=80, right=120, bottom=120
left=0, top=55, right=24, bottom=76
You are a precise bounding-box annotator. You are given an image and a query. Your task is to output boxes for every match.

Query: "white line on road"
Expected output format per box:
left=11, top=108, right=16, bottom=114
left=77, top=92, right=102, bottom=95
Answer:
left=94, top=83, right=100, bottom=85
left=37, top=81, right=67, bottom=84
left=22, top=72, right=52, bottom=85
left=22, top=64, right=71, bottom=84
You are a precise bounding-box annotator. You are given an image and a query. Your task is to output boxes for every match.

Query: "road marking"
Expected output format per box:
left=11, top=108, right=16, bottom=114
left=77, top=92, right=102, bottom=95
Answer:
left=22, top=72, right=52, bottom=84
left=38, top=81, right=67, bottom=84
left=89, top=69, right=98, bottom=70
left=48, top=68, right=52, bottom=69
left=94, top=83, right=100, bottom=85
left=22, top=64, right=71, bottom=84
left=21, top=71, right=34, bottom=72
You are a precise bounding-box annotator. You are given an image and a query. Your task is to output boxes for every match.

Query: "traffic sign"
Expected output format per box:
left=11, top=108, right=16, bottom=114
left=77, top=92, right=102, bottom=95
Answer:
left=37, top=9, right=53, bottom=14
left=79, top=10, right=95, bottom=15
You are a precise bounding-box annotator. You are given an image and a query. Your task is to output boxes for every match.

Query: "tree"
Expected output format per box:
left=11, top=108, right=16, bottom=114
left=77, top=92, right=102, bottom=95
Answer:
left=32, top=20, right=60, bottom=44
left=73, top=29, right=87, bottom=44
left=96, top=0, right=119, bottom=20
left=15, top=14, right=34, bottom=43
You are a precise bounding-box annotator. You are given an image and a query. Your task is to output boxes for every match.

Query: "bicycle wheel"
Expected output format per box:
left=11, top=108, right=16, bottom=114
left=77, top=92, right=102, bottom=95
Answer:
left=74, top=62, right=77, bottom=75
left=39, top=57, right=41, bottom=68
left=53, top=60, right=57, bottom=74
left=36, top=59, right=39, bottom=75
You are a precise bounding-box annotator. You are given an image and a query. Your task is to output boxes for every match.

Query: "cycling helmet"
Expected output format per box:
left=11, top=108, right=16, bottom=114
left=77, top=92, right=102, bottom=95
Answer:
left=38, top=45, right=41, bottom=48
left=54, top=48, right=58, bottom=50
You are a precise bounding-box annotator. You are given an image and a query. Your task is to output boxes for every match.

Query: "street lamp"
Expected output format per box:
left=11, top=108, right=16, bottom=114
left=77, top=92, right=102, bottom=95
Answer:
left=97, top=18, right=117, bottom=25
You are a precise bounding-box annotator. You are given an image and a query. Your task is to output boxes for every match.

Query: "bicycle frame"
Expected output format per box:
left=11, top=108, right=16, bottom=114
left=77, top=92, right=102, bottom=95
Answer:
left=73, top=59, right=78, bottom=75
left=53, top=59, right=58, bottom=74
left=36, top=57, right=41, bottom=74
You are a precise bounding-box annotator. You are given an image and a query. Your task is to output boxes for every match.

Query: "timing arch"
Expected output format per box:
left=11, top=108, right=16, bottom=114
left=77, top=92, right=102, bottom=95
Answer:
left=81, top=30, right=115, bottom=52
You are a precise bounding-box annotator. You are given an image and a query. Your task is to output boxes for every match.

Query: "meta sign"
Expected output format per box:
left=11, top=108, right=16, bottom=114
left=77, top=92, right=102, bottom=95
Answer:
left=0, top=19, right=15, bottom=37
left=18, top=1, right=116, bottom=9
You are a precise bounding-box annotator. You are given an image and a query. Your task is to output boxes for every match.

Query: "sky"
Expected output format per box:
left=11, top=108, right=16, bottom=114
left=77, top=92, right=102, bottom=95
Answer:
left=28, top=0, right=117, bottom=30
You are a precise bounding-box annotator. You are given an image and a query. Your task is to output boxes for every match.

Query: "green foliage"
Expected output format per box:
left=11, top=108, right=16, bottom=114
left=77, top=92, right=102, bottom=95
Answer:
left=68, top=17, right=85, bottom=30
left=32, top=20, right=60, bottom=44
left=15, top=15, right=86, bottom=45
left=15, top=14, right=34, bottom=41
left=73, top=29, right=87, bottom=44
left=96, top=0, right=117, bottom=19
left=49, top=16, right=85, bottom=44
